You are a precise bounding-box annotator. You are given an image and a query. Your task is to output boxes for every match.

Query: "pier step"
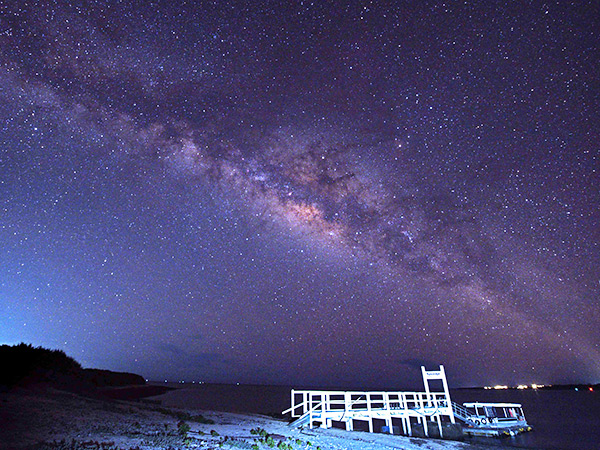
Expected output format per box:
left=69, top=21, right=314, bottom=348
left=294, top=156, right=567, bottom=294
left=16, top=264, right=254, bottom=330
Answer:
left=290, top=413, right=310, bottom=428
left=290, top=411, right=321, bottom=428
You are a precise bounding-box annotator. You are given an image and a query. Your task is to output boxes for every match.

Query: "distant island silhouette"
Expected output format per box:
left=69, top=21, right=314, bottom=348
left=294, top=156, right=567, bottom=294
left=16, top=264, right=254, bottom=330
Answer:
left=457, top=383, right=600, bottom=391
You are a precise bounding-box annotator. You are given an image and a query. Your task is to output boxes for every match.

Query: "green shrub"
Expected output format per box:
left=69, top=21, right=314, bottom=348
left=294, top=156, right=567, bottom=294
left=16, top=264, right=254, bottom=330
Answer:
left=190, top=414, right=215, bottom=424
left=177, top=421, right=191, bottom=437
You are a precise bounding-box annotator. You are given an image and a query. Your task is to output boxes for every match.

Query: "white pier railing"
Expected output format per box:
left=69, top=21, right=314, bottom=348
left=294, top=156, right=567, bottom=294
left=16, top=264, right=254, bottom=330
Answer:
left=283, top=366, right=456, bottom=438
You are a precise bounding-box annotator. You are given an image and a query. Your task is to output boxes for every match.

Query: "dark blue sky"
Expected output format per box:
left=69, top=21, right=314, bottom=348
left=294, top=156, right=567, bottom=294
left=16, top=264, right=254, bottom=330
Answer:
left=1, top=0, right=598, bottom=389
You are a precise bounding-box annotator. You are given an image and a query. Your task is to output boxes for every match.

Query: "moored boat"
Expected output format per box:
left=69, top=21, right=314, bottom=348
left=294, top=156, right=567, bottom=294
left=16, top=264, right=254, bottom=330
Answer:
left=457, top=401, right=532, bottom=436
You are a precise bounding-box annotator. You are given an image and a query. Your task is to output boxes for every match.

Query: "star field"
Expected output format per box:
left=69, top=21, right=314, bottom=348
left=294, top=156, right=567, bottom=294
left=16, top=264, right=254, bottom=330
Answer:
left=1, top=1, right=599, bottom=388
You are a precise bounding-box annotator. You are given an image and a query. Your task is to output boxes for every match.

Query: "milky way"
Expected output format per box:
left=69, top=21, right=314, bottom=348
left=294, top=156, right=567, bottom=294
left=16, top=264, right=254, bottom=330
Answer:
left=1, top=1, right=598, bottom=388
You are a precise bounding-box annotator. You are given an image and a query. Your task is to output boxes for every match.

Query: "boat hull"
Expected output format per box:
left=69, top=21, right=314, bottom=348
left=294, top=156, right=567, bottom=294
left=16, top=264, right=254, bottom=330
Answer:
left=463, top=424, right=532, bottom=437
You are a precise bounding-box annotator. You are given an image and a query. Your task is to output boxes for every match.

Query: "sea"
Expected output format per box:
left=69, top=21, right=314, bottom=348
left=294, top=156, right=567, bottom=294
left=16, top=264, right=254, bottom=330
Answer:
left=148, top=383, right=600, bottom=450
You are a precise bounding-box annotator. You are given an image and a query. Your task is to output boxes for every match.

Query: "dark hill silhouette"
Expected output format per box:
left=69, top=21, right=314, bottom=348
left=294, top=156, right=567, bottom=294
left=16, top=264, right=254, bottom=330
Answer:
left=84, top=368, right=145, bottom=387
left=0, top=343, right=145, bottom=393
left=0, top=343, right=85, bottom=389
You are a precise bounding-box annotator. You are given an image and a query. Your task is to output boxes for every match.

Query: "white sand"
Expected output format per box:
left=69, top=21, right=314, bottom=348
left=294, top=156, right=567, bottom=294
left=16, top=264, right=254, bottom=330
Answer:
left=0, top=388, right=505, bottom=450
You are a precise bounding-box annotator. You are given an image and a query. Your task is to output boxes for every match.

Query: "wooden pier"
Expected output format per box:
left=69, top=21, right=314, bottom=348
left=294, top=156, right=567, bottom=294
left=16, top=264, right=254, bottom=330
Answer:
left=283, top=366, right=457, bottom=438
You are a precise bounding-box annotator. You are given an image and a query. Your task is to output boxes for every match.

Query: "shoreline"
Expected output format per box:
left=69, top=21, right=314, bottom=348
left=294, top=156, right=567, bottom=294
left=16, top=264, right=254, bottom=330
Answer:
left=0, top=386, right=509, bottom=450
left=99, top=383, right=177, bottom=401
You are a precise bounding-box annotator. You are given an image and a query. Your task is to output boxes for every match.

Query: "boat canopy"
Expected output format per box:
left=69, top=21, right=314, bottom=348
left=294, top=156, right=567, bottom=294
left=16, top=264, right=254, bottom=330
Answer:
left=463, top=402, right=522, bottom=408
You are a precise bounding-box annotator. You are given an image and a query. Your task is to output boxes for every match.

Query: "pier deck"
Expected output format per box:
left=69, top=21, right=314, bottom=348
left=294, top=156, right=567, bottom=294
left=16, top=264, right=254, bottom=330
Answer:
left=283, top=366, right=456, bottom=438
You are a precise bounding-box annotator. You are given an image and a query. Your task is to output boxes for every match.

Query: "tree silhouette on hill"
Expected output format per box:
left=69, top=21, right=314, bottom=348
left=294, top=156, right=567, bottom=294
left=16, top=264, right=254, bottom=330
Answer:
left=0, top=343, right=145, bottom=391
left=0, top=343, right=83, bottom=388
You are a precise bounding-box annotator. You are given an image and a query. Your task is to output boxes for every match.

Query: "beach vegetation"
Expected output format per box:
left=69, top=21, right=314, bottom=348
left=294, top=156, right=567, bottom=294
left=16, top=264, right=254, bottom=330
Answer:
left=141, top=430, right=186, bottom=447
left=155, top=407, right=215, bottom=424
left=31, top=439, right=127, bottom=449
left=250, top=427, right=269, bottom=437
left=0, top=343, right=82, bottom=388
left=211, top=429, right=220, bottom=436
left=187, top=412, right=214, bottom=424
left=177, top=420, right=191, bottom=437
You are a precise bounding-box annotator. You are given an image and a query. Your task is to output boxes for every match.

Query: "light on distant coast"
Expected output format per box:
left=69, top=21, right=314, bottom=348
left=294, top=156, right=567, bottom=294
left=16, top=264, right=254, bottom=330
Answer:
left=486, top=383, right=549, bottom=390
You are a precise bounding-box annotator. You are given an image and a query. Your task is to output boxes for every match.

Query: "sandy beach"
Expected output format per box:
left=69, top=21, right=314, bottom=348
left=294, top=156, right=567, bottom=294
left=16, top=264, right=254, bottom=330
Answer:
left=0, top=387, right=508, bottom=450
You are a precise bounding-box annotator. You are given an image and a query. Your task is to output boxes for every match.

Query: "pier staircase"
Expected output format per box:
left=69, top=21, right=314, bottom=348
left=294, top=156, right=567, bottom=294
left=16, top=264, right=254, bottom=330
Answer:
left=451, top=401, right=473, bottom=424
left=289, top=401, right=322, bottom=428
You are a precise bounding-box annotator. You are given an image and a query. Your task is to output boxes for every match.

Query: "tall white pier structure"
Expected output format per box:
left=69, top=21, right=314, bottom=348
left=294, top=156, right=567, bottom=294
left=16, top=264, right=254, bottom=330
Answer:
left=283, top=365, right=456, bottom=438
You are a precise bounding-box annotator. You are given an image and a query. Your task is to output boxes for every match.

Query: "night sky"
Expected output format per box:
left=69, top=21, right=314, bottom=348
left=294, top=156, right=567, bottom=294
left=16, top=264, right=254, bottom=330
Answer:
left=1, top=1, right=598, bottom=389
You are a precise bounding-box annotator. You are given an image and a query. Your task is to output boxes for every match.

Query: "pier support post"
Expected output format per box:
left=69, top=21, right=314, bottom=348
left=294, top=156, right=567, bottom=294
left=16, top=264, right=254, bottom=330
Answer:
left=345, top=419, right=353, bottom=431
left=386, top=416, right=393, bottom=434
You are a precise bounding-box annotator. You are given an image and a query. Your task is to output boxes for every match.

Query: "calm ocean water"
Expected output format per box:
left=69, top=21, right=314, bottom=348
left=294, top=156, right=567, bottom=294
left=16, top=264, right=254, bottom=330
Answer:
left=150, top=383, right=600, bottom=450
